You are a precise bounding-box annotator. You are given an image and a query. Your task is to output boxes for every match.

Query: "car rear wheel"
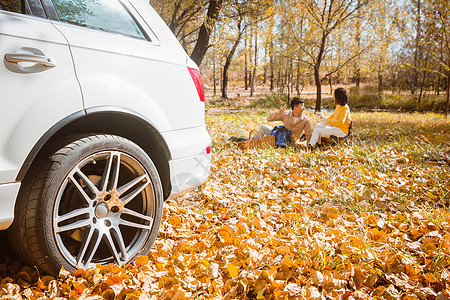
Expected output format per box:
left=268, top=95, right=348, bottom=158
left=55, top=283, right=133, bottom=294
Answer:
left=9, top=135, right=163, bottom=275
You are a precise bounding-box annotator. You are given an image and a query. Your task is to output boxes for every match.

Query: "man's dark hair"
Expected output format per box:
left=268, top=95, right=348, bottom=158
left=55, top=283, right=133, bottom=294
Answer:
left=290, top=97, right=305, bottom=109
left=334, top=88, right=348, bottom=106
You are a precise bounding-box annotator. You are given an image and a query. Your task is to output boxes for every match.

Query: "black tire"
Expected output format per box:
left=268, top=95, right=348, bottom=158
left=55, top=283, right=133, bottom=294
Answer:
left=8, top=135, right=163, bottom=275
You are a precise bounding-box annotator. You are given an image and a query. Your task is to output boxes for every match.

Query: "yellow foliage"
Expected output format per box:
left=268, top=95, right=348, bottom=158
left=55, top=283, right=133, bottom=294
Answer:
left=227, top=264, right=239, bottom=279
left=2, top=111, right=449, bottom=299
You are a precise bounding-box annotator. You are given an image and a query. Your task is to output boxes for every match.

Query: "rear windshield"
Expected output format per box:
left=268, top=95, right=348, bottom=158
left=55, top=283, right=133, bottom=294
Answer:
left=0, top=0, right=24, bottom=13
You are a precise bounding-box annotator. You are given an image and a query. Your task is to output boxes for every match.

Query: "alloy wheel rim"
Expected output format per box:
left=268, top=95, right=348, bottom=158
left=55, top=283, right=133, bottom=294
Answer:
left=53, top=150, right=155, bottom=269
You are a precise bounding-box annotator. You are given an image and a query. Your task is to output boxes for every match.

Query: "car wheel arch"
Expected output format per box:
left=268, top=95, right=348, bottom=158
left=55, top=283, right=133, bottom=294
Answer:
left=16, top=107, right=172, bottom=200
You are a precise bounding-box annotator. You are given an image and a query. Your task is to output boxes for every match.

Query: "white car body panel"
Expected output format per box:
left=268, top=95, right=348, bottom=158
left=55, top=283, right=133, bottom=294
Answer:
left=161, top=126, right=211, bottom=160
left=0, top=12, right=82, bottom=180
left=0, top=183, right=20, bottom=230
left=51, top=1, right=205, bottom=138
left=0, top=12, right=82, bottom=229
left=163, top=126, right=211, bottom=199
left=169, top=152, right=211, bottom=197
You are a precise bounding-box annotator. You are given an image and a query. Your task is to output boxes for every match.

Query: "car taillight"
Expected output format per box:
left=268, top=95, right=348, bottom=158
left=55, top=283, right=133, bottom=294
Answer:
left=206, top=146, right=211, bottom=154
left=188, top=67, right=205, bottom=102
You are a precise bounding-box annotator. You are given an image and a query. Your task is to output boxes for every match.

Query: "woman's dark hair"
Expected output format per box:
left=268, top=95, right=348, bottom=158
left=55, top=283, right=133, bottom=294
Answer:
left=334, top=88, right=348, bottom=106
left=290, top=97, right=305, bottom=109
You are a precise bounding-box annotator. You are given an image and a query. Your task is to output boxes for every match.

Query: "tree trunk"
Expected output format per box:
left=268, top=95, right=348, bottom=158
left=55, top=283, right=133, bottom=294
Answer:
left=446, top=73, right=449, bottom=117
left=191, top=0, right=222, bottom=66
left=263, top=66, right=267, bottom=85
left=314, top=66, right=322, bottom=113
left=270, top=55, right=274, bottom=91
left=296, top=59, right=300, bottom=96
left=291, top=70, right=294, bottom=94
left=212, top=25, right=216, bottom=96
left=436, top=73, right=440, bottom=95
left=213, top=56, right=217, bottom=96
left=250, top=26, right=258, bottom=97
left=221, top=23, right=243, bottom=99
left=418, top=72, right=426, bottom=104
left=250, top=67, right=257, bottom=97
left=418, top=53, right=429, bottom=104
left=286, top=70, right=290, bottom=99
left=314, top=34, right=326, bottom=113
left=222, top=64, right=229, bottom=99
left=412, top=0, right=422, bottom=95
left=222, top=59, right=230, bottom=99
left=356, top=68, right=361, bottom=93
left=355, top=0, right=362, bottom=94
left=277, top=70, right=281, bottom=92
left=329, top=76, right=333, bottom=95
left=244, top=30, right=248, bottom=90
left=378, top=63, right=383, bottom=95
left=244, top=61, right=248, bottom=90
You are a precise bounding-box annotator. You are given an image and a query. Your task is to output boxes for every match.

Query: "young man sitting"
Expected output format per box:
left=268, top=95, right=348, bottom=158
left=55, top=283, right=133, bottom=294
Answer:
left=256, top=97, right=312, bottom=145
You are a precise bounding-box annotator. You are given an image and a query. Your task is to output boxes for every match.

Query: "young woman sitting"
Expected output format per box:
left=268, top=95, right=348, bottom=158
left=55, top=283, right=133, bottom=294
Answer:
left=309, top=87, right=352, bottom=148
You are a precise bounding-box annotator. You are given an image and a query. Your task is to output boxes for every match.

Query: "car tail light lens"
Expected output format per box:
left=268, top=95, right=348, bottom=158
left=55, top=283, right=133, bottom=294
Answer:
left=206, top=146, right=211, bottom=154
left=188, top=67, right=205, bottom=102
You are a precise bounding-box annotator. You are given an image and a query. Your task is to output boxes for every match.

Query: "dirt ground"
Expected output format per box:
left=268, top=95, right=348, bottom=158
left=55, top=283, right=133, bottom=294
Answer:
left=204, top=83, right=338, bottom=104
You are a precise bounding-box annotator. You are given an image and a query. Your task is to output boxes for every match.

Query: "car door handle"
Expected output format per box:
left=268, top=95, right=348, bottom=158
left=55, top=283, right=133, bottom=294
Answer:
left=5, top=53, right=56, bottom=67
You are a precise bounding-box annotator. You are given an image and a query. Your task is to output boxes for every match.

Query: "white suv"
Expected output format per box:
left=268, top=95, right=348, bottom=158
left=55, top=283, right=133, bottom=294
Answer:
left=0, top=0, right=211, bottom=275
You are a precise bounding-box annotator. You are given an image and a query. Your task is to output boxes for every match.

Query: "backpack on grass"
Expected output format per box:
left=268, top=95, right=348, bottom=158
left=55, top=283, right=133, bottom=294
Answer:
left=271, top=126, right=291, bottom=148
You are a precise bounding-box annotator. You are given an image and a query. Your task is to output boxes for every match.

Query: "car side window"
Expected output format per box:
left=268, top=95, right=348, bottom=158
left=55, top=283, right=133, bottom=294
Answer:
left=51, top=0, right=147, bottom=40
left=0, top=0, right=25, bottom=13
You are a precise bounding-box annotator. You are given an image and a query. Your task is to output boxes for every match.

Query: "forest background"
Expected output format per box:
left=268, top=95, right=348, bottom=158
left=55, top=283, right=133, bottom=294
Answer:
left=150, top=0, right=449, bottom=115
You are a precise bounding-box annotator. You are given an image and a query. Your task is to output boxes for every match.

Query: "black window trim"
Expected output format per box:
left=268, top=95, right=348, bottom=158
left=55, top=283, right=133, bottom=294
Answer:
left=127, top=0, right=161, bottom=46
left=39, top=0, right=58, bottom=20
left=40, top=0, right=151, bottom=42
left=0, top=0, right=40, bottom=17
left=27, top=0, right=45, bottom=18
left=119, top=0, right=151, bottom=41
left=24, top=0, right=31, bottom=14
